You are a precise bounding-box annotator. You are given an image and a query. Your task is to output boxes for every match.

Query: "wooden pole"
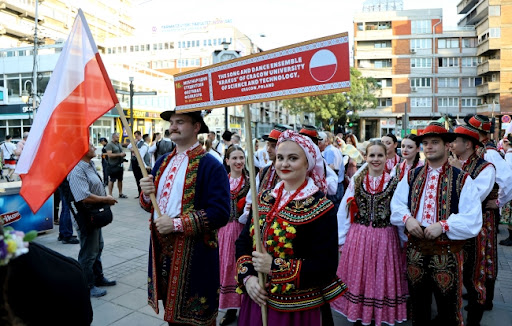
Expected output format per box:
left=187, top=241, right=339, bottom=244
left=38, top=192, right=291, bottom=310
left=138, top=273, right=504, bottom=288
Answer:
left=243, top=104, right=268, bottom=326
left=115, top=103, right=162, bottom=219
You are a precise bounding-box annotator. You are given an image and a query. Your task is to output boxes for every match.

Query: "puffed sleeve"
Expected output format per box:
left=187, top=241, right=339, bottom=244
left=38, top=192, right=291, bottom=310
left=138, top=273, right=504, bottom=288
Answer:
left=337, top=178, right=355, bottom=245
left=485, top=149, right=512, bottom=206
left=390, top=175, right=412, bottom=227
left=445, top=176, right=482, bottom=240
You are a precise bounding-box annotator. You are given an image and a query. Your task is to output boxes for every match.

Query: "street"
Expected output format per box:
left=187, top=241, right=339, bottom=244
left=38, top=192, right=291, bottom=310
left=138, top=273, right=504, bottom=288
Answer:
left=32, top=175, right=512, bottom=326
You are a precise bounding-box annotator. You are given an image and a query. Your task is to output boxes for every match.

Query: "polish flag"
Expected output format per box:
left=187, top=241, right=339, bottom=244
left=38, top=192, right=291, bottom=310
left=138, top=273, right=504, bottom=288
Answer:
left=309, top=49, right=338, bottom=82
left=16, top=9, right=118, bottom=212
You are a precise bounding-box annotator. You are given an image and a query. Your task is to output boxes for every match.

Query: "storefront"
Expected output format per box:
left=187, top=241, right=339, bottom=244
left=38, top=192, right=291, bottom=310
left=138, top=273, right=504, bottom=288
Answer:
left=0, top=104, right=33, bottom=139
left=119, top=109, right=167, bottom=141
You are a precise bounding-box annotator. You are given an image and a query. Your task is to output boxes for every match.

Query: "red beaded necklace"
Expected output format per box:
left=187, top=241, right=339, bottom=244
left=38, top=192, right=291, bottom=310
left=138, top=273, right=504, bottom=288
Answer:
left=265, top=179, right=308, bottom=223
left=365, top=172, right=386, bottom=194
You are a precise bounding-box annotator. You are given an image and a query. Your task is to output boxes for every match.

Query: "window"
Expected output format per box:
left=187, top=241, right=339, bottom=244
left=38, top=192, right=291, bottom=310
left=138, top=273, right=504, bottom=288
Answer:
left=378, top=79, right=392, bottom=87
left=438, top=97, right=459, bottom=107
left=489, top=6, right=501, bottom=16
left=374, top=41, right=391, bottom=48
left=411, top=97, right=432, bottom=107
left=438, top=57, right=459, bottom=67
left=410, top=39, right=432, bottom=50
left=438, top=38, right=459, bottom=48
left=365, top=21, right=391, bottom=30
left=462, top=38, right=477, bottom=48
left=357, top=23, right=363, bottom=31
left=461, top=78, right=478, bottom=87
left=412, top=20, right=431, bottom=34
left=378, top=98, right=392, bottom=106
left=461, top=98, right=482, bottom=107
left=374, top=59, right=391, bottom=68
left=134, top=45, right=139, bottom=52
left=461, top=57, right=478, bottom=67
left=490, top=28, right=501, bottom=38
left=410, top=78, right=431, bottom=88
left=438, top=78, right=459, bottom=88
left=411, top=58, right=432, bottom=68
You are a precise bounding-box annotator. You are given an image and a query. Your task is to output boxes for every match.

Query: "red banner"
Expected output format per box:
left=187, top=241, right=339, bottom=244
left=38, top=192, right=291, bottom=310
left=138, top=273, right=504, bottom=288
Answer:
left=174, top=33, right=350, bottom=112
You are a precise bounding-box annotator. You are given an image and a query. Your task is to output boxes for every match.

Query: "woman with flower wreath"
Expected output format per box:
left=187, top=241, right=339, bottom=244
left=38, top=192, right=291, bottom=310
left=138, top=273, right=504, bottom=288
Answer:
left=235, top=130, right=347, bottom=326
left=218, top=145, right=251, bottom=325
left=390, top=134, right=424, bottom=181
left=332, top=141, right=408, bottom=326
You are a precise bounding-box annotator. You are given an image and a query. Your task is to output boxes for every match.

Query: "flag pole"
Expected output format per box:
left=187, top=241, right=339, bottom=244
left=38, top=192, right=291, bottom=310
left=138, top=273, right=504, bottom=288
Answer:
left=243, top=104, right=268, bottom=326
left=115, top=103, right=162, bottom=218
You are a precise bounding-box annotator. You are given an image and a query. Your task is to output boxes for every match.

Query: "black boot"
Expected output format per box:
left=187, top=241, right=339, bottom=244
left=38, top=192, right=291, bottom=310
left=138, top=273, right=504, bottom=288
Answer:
left=499, top=229, right=512, bottom=246
left=219, top=309, right=237, bottom=326
left=466, top=304, right=484, bottom=326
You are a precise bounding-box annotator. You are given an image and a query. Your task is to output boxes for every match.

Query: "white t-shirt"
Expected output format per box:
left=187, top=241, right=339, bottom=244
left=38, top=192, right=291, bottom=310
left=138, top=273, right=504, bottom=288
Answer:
left=2, top=142, right=16, bottom=160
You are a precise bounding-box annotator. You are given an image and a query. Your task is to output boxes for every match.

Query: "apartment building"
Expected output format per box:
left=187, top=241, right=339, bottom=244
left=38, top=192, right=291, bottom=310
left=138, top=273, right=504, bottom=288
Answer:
left=458, top=0, right=512, bottom=131
left=353, top=8, right=479, bottom=140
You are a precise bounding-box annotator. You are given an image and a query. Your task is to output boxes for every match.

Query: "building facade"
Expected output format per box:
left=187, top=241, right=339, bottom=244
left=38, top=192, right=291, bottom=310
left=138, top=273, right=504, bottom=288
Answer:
left=353, top=8, right=479, bottom=140
left=458, top=0, right=512, bottom=135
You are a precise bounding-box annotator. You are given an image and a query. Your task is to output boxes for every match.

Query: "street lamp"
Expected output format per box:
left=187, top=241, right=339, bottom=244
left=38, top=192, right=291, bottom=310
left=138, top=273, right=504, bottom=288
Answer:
left=129, top=76, right=134, bottom=129
left=220, top=41, right=232, bottom=131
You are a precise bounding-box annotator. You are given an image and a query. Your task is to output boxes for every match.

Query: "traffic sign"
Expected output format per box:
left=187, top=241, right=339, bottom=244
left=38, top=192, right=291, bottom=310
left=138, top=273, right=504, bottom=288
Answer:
left=502, top=115, right=511, bottom=123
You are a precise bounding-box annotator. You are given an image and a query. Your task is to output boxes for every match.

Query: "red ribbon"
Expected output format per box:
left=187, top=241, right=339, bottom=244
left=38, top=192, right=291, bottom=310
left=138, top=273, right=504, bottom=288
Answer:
left=346, top=196, right=359, bottom=223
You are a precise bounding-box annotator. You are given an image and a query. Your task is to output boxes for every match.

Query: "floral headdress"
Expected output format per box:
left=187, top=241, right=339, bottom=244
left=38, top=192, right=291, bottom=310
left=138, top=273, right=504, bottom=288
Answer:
left=0, top=226, right=37, bottom=266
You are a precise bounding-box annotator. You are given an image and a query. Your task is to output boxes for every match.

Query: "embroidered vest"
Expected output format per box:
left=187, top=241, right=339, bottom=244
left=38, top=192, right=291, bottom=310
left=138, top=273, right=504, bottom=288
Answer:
left=407, top=164, right=468, bottom=223
left=353, top=177, right=398, bottom=228
left=229, top=173, right=250, bottom=222
left=463, top=152, right=499, bottom=204
left=258, top=165, right=280, bottom=193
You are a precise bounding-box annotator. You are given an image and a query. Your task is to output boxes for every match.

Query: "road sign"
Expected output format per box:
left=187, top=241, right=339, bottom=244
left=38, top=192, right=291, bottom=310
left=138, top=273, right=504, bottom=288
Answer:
left=502, top=115, right=511, bottom=123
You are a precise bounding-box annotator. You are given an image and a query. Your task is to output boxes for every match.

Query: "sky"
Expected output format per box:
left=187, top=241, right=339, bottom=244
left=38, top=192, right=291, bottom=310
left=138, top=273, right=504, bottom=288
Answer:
left=134, top=0, right=464, bottom=50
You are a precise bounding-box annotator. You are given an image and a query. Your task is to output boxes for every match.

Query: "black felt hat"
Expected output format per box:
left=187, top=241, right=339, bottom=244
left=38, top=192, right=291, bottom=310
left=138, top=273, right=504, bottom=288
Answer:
left=160, top=110, right=209, bottom=134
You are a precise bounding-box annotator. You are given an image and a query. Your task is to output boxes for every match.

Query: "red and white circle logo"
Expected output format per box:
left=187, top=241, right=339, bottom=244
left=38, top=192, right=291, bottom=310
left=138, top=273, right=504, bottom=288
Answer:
left=309, top=49, right=337, bottom=82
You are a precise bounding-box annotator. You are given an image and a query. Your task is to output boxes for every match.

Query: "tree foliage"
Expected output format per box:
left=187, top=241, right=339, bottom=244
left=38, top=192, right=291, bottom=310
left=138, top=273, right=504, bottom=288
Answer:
left=282, top=68, right=379, bottom=130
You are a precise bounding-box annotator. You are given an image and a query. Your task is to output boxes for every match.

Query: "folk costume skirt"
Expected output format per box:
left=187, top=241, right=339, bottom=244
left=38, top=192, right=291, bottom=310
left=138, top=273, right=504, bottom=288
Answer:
left=218, top=220, right=244, bottom=310
left=239, top=294, right=322, bottom=326
left=332, top=223, right=408, bottom=325
left=500, top=200, right=512, bottom=225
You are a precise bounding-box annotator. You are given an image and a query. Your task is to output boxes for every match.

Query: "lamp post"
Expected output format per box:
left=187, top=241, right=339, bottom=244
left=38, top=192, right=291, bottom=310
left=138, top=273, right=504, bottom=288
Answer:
left=22, top=80, right=38, bottom=125
left=221, top=41, right=230, bottom=131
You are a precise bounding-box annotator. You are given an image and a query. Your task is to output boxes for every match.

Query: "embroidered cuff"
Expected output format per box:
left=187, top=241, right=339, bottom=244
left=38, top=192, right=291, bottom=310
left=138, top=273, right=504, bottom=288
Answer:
left=439, top=220, right=449, bottom=233
left=236, top=255, right=256, bottom=286
left=402, top=214, right=412, bottom=224
left=173, top=218, right=184, bottom=232
left=139, top=193, right=152, bottom=212
left=181, top=210, right=208, bottom=236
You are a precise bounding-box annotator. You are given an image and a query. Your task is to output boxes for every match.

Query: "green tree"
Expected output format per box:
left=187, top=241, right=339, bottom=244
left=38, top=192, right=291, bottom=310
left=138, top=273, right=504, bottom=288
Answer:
left=282, top=68, right=379, bottom=130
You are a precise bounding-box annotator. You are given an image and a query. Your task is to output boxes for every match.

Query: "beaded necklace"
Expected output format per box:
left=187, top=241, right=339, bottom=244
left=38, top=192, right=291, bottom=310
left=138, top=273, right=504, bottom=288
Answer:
left=265, top=179, right=308, bottom=224
left=365, top=171, right=386, bottom=194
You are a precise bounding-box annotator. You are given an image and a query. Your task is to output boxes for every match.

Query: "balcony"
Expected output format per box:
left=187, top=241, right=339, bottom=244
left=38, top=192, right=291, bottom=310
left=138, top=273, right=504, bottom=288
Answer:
left=477, top=38, right=501, bottom=56
left=477, top=103, right=500, bottom=114
left=457, top=0, right=480, bottom=15
left=0, top=0, right=44, bottom=23
left=477, top=59, right=500, bottom=75
left=458, top=0, right=489, bottom=26
left=355, top=29, right=393, bottom=41
left=476, top=82, right=500, bottom=96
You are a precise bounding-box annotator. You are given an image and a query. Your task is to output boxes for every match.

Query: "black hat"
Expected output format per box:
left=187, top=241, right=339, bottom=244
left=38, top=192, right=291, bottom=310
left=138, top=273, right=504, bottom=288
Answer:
left=222, top=130, right=233, bottom=141
left=299, top=125, right=323, bottom=141
left=416, top=122, right=456, bottom=143
left=160, top=110, right=209, bottom=134
left=262, top=124, right=290, bottom=142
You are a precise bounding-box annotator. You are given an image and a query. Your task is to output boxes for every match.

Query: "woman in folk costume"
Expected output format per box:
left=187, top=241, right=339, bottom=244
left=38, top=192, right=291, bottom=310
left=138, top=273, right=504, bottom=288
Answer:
left=235, top=130, right=347, bottom=326
left=382, top=133, right=402, bottom=174
left=391, top=134, right=424, bottom=181
left=218, top=145, right=250, bottom=325
left=332, top=141, right=408, bottom=326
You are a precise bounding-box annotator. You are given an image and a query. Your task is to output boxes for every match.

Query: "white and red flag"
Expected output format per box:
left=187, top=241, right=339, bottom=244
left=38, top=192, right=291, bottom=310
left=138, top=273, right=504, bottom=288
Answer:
left=16, top=9, right=118, bottom=212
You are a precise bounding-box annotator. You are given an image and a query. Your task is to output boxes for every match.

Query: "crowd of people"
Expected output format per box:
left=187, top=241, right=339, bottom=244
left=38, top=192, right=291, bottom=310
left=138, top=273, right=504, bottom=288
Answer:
left=3, top=111, right=512, bottom=326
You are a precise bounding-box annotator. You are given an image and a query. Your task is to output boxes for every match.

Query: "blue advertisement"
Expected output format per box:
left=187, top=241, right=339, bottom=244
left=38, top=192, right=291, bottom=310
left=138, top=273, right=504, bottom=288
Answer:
left=0, top=192, right=53, bottom=233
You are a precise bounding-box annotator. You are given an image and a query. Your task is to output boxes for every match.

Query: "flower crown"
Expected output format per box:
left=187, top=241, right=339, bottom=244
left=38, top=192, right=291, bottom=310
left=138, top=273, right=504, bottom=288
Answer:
left=0, top=227, right=37, bottom=266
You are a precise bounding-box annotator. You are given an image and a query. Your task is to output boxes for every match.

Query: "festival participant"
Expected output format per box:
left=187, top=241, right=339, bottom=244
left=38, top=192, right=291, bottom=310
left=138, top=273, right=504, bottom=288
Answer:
left=218, top=145, right=250, bottom=326
left=390, top=122, right=482, bottom=326
left=448, top=125, right=496, bottom=325
left=333, top=141, right=407, bottom=326
left=235, top=130, right=347, bottom=326
left=465, top=114, right=512, bottom=310
left=381, top=133, right=401, bottom=173
left=391, top=134, right=424, bottom=180
left=139, top=110, right=230, bottom=325
left=501, top=135, right=512, bottom=246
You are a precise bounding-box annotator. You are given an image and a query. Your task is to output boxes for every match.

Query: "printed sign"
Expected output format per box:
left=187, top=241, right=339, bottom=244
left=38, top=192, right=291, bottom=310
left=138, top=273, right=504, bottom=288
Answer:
left=174, top=33, right=350, bottom=112
left=1, top=211, right=21, bottom=226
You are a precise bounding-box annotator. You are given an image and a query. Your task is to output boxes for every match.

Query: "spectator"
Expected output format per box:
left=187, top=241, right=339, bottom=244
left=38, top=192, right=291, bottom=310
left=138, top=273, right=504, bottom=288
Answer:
left=231, top=133, right=241, bottom=146
left=99, top=137, right=109, bottom=187
left=215, top=130, right=233, bottom=156
left=153, top=129, right=175, bottom=161
left=105, top=132, right=128, bottom=198
left=14, top=131, right=29, bottom=156
left=205, top=138, right=223, bottom=163
left=2, top=135, right=17, bottom=182
left=68, top=142, right=118, bottom=298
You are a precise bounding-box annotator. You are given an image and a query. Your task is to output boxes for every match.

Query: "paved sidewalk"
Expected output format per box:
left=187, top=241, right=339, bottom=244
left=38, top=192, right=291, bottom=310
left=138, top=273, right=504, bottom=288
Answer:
left=34, top=174, right=512, bottom=325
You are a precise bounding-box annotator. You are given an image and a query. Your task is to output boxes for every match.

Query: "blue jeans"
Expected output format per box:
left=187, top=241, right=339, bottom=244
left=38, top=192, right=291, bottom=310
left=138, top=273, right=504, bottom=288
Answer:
left=58, top=187, right=73, bottom=238
left=77, top=226, right=104, bottom=287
